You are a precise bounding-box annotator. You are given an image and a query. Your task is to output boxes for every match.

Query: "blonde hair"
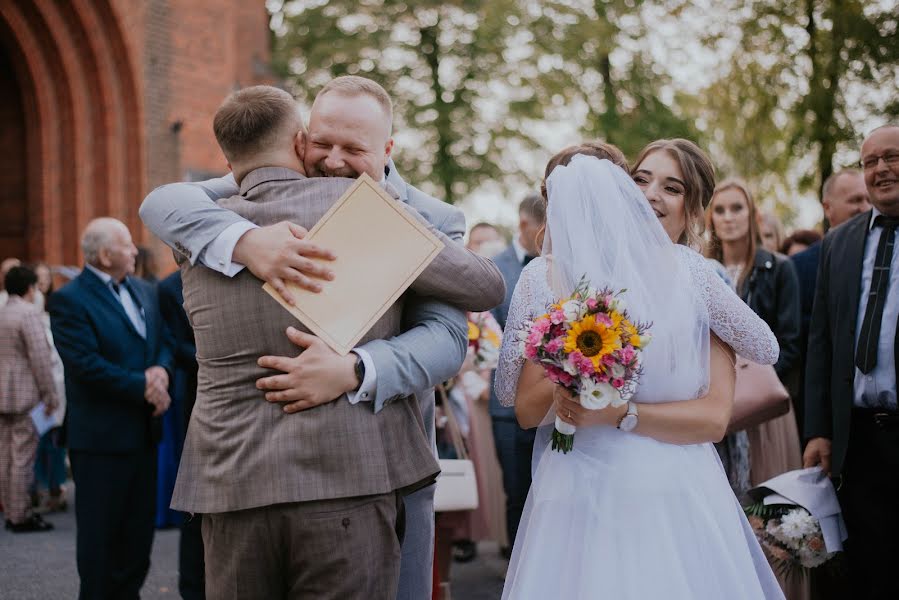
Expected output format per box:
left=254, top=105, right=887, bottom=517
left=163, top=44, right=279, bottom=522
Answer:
left=631, top=139, right=716, bottom=250
left=705, top=178, right=761, bottom=292
left=213, top=86, right=302, bottom=163
left=317, top=76, right=393, bottom=133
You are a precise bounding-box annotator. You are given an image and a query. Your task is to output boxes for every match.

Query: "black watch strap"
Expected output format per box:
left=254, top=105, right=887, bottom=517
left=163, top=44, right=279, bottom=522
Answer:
left=352, top=352, right=366, bottom=391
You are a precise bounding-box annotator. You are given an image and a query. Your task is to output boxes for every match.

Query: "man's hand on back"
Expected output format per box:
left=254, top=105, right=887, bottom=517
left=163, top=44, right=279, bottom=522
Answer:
left=256, top=327, right=358, bottom=413
left=232, top=222, right=337, bottom=305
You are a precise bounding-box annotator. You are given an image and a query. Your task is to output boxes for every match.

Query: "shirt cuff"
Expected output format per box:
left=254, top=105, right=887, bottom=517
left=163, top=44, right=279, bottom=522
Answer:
left=347, top=348, right=377, bottom=405
left=198, top=221, right=258, bottom=277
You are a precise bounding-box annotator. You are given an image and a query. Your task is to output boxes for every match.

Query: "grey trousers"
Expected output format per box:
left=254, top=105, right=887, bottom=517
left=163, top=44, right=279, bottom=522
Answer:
left=203, top=492, right=403, bottom=600
left=395, top=483, right=436, bottom=600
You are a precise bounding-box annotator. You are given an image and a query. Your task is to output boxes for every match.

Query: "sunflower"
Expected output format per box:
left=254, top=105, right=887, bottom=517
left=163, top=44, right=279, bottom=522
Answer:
left=468, top=321, right=481, bottom=341
left=564, top=315, right=621, bottom=369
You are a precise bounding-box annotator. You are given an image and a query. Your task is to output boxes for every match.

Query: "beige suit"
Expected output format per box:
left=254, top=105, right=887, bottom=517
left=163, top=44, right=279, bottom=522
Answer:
left=172, top=167, right=494, bottom=599
left=0, top=296, right=60, bottom=523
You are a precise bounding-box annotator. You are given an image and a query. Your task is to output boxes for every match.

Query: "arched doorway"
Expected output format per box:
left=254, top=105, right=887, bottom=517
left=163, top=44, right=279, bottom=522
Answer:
left=0, top=45, right=27, bottom=260
left=0, top=0, right=144, bottom=266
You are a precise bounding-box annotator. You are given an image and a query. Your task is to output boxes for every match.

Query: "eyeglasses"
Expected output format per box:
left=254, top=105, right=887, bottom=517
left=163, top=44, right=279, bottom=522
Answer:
left=861, top=152, right=899, bottom=171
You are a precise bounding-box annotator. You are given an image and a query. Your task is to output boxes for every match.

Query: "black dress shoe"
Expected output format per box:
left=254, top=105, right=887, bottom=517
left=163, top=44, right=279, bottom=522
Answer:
left=8, top=513, right=54, bottom=533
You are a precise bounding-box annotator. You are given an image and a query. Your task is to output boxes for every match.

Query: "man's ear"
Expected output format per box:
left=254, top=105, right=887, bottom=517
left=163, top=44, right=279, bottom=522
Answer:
left=226, top=161, right=233, bottom=173
left=384, top=137, right=394, bottom=161
left=98, top=246, right=112, bottom=269
left=295, top=131, right=306, bottom=162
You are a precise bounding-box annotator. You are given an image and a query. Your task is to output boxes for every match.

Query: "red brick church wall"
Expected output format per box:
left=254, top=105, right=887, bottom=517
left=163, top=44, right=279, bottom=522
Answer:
left=0, top=0, right=272, bottom=270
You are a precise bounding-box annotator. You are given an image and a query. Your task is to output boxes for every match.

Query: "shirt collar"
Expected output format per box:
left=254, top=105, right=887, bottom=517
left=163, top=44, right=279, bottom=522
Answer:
left=512, top=237, right=527, bottom=264
left=869, top=207, right=883, bottom=231
left=85, top=264, right=114, bottom=286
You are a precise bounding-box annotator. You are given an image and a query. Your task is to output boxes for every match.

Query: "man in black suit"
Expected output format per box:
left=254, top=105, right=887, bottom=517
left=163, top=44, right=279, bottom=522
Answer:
left=50, top=218, right=173, bottom=600
left=157, top=270, right=204, bottom=600
left=791, top=170, right=869, bottom=431
left=489, top=193, right=544, bottom=556
left=804, top=124, right=899, bottom=599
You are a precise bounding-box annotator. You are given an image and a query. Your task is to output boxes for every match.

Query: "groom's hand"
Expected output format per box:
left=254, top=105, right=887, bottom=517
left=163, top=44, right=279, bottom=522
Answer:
left=233, top=222, right=337, bottom=305
left=256, top=327, right=358, bottom=413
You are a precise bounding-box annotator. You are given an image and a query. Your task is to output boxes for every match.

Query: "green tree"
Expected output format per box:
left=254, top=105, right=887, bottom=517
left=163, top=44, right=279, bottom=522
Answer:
left=512, top=0, right=698, bottom=159
left=693, top=0, right=898, bottom=214
left=269, top=0, right=528, bottom=204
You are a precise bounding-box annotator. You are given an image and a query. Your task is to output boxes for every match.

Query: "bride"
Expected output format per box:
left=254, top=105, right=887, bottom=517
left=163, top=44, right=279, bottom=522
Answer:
left=496, top=142, right=785, bottom=599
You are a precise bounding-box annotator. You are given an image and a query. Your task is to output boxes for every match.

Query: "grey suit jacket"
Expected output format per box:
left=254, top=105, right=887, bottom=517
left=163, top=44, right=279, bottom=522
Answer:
left=171, top=168, right=452, bottom=513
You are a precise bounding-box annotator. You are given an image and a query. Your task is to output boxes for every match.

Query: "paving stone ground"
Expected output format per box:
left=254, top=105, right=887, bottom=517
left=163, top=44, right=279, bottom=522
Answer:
left=1, top=482, right=506, bottom=599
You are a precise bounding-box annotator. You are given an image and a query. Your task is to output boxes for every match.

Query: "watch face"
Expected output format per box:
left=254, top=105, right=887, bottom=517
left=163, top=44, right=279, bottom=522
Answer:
left=620, top=414, right=638, bottom=432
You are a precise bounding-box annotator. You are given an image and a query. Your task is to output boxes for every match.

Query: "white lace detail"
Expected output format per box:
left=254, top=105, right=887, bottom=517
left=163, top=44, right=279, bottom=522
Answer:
left=496, top=258, right=552, bottom=407
left=495, top=249, right=779, bottom=408
left=674, top=245, right=779, bottom=365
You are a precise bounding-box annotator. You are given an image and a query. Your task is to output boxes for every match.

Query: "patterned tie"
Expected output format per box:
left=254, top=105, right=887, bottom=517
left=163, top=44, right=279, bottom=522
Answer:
left=855, top=215, right=899, bottom=374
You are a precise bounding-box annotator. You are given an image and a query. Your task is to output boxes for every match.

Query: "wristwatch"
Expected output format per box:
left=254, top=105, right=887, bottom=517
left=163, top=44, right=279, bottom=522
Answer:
left=617, top=401, right=639, bottom=432
left=351, top=352, right=366, bottom=392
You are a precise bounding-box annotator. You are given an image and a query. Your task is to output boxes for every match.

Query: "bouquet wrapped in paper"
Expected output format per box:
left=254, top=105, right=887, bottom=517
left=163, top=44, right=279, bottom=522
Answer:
left=744, top=466, right=846, bottom=573
left=521, top=276, right=651, bottom=453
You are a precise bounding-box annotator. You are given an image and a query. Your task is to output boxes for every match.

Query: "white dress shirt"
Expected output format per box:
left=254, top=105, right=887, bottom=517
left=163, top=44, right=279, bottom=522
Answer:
left=853, top=208, right=899, bottom=409
left=85, top=265, right=146, bottom=339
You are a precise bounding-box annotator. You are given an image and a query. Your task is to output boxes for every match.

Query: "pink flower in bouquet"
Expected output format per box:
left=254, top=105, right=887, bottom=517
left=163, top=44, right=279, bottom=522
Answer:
left=524, top=344, right=538, bottom=361
left=526, top=329, right=545, bottom=348
left=586, top=298, right=598, bottom=311
left=595, top=312, right=613, bottom=327
left=619, top=346, right=636, bottom=364
left=550, top=309, right=566, bottom=325
left=611, top=378, right=625, bottom=389
left=533, top=318, right=551, bottom=336
left=545, top=337, right=564, bottom=354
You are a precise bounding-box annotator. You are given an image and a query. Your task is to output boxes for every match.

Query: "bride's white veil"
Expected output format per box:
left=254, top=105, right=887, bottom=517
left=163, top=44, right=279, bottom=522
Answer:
left=533, top=155, right=710, bottom=455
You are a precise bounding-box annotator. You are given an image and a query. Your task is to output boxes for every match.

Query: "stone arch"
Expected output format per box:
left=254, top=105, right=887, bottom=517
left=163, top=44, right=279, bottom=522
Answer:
left=0, top=0, right=143, bottom=265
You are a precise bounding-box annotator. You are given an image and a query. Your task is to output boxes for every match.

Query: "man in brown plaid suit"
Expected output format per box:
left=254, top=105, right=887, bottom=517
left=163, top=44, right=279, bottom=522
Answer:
left=168, top=86, right=502, bottom=599
left=0, top=265, right=59, bottom=533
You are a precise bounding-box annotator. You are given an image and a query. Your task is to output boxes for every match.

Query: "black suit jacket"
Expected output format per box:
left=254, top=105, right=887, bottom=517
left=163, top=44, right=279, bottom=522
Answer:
left=157, top=270, right=198, bottom=436
left=804, top=210, right=899, bottom=476
left=49, top=268, right=173, bottom=452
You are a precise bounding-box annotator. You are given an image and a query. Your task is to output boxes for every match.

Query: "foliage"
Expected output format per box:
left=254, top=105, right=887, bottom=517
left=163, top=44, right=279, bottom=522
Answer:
left=690, top=0, right=898, bottom=213
left=268, top=1, right=897, bottom=222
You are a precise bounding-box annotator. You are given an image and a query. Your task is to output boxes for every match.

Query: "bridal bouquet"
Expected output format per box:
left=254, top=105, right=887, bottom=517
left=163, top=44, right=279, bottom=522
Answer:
left=521, top=276, right=651, bottom=453
left=468, top=311, right=502, bottom=370
left=745, top=503, right=837, bottom=572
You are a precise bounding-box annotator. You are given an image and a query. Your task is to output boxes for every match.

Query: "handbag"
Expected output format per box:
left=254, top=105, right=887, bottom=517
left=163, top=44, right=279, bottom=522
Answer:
left=728, top=357, right=791, bottom=433
left=433, top=385, right=479, bottom=512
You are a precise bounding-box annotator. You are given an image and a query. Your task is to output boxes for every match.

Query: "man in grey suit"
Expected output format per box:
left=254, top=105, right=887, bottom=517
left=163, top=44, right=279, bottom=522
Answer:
left=140, top=79, right=504, bottom=598
left=489, top=193, right=545, bottom=555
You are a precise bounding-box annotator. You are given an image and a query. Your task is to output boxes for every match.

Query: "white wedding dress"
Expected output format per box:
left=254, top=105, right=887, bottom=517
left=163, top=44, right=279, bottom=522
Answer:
left=496, top=155, right=786, bottom=600
left=497, top=251, right=785, bottom=599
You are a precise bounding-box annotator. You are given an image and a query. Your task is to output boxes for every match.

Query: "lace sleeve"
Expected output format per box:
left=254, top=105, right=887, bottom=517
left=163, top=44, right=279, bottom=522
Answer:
left=680, top=247, right=780, bottom=364
left=495, top=262, right=540, bottom=407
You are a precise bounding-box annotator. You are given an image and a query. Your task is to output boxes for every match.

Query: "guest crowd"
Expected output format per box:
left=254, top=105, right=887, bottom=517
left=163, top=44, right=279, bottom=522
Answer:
left=1, top=120, right=898, bottom=600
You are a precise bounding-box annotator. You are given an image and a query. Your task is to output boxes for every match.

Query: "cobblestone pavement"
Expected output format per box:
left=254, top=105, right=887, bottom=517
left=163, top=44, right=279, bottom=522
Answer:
left=1, top=483, right=506, bottom=599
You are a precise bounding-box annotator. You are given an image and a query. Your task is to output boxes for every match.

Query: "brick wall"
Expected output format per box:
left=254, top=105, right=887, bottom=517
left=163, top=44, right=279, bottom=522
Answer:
left=0, top=0, right=271, bottom=269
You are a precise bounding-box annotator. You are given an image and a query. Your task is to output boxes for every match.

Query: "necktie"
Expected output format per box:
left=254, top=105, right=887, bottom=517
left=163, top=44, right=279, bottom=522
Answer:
left=855, top=215, right=899, bottom=374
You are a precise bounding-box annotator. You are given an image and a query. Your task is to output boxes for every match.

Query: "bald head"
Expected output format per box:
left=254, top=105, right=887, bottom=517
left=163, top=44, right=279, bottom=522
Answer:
left=861, top=124, right=899, bottom=216
left=81, top=218, right=137, bottom=281
left=822, top=170, right=870, bottom=228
